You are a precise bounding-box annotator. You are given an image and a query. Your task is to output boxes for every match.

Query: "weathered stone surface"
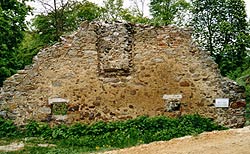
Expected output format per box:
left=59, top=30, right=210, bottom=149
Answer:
left=230, top=101, right=246, bottom=109
left=48, top=98, right=69, bottom=105
left=180, top=81, right=191, bottom=87
left=0, top=111, right=7, bottom=117
left=38, top=107, right=51, bottom=114
left=0, top=21, right=246, bottom=128
left=163, top=94, right=182, bottom=112
left=163, top=94, right=182, bottom=100
left=53, top=115, right=67, bottom=121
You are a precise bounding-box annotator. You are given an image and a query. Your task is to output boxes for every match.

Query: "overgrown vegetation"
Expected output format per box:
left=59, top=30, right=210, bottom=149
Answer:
left=191, top=0, right=249, bottom=77
left=234, top=67, right=250, bottom=124
left=0, top=0, right=31, bottom=86
left=0, top=115, right=226, bottom=153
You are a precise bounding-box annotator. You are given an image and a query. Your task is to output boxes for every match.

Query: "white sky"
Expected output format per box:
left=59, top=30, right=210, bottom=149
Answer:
left=27, top=0, right=250, bottom=20
left=87, top=0, right=250, bottom=19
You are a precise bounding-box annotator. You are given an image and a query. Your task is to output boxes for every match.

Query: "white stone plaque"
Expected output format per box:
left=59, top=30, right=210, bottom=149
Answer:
left=163, top=94, right=182, bottom=100
left=48, top=98, right=69, bottom=105
left=215, top=98, right=229, bottom=108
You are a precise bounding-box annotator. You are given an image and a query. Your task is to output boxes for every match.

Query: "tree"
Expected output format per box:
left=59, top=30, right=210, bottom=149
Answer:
left=0, top=0, right=30, bottom=86
left=32, top=0, right=102, bottom=44
left=127, top=0, right=150, bottom=24
left=36, top=0, right=74, bottom=41
left=102, top=0, right=124, bottom=21
left=74, top=1, right=102, bottom=22
left=129, top=0, right=146, bottom=17
left=149, top=0, right=190, bottom=25
left=101, top=0, right=146, bottom=23
left=3, top=0, right=102, bottom=84
left=191, top=0, right=248, bottom=76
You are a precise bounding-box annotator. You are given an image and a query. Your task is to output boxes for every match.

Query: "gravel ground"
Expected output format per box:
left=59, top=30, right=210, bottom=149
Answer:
left=103, top=126, right=250, bottom=154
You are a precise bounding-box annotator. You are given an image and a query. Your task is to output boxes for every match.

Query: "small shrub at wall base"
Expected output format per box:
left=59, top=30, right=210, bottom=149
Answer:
left=52, top=103, right=68, bottom=115
left=0, top=114, right=227, bottom=152
left=0, top=118, right=19, bottom=137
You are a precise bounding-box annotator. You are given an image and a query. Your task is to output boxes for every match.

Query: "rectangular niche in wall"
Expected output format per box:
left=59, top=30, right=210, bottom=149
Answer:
left=48, top=98, right=69, bottom=115
left=96, top=23, right=134, bottom=77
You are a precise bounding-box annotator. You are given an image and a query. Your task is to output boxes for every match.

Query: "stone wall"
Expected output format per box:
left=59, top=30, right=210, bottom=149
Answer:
left=0, top=21, right=246, bottom=128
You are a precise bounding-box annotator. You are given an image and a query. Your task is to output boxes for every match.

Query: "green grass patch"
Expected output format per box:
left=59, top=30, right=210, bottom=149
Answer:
left=0, top=114, right=227, bottom=154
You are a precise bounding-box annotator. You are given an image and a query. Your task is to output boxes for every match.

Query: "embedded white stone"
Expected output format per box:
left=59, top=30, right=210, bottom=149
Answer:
left=48, top=98, right=69, bottom=105
left=215, top=98, right=229, bottom=108
left=38, top=107, right=51, bottom=114
left=163, top=94, right=182, bottom=100
left=53, top=115, right=68, bottom=121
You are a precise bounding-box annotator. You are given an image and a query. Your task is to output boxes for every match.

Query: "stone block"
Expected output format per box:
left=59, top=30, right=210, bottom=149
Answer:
left=48, top=98, right=69, bottom=105
left=163, top=94, right=182, bottom=100
left=180, top=81, right=190, bottom=87
left=48, top=98, right=69, bottom=115
left=0, top=111, right=7, bottom=117
left=53, top=115, right=68, bottom=121
left=38, top=107, right=51, bottom=114
left=151, top=57, right=165, bottom=63
left=230, top=101, right=246, bottom=109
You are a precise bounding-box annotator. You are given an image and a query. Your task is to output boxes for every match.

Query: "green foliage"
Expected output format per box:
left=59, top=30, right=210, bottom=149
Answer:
left=0, top=0, right=30, bottom=86
left=0, top=114, right=226, bottom=152
left=190, top=0, right=248, bottom=76
left=117, top=8, right=150, bottom=24
left=30, top=0, right=150, bottom=47
left=32, top=14, right=58, bottom=45
left=52, top=103, right=67, bottom=115
left=4, top=143, right=94, bottom=154
left=0, top=117, right=19, bottom=137
left=25, top=121, right=51, bottom=137
left=0, top=0, right=103, bottom=85
left=32, top=1, right=102, bottom=45
left=15, top=32, right=44, bottom=68
left=74, top=1, right=102, bottom=22
left=101, top=0, right=150, bottom=23
left=245, top=85, right=250, bottom=123
left=149, top=0, right=190, bottom=26
left=102, top=0, right=124, bottom=21
left=232, top=64, right=250, bottom=123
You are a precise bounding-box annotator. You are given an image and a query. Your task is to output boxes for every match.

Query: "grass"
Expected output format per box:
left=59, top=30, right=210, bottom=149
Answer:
left=0, top=114, right=227, bottom=154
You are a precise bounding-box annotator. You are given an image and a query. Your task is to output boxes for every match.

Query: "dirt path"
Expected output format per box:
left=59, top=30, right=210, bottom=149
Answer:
left=103, top=126, right=250, bottom=154
left=0, top=142, right=24, bottom=152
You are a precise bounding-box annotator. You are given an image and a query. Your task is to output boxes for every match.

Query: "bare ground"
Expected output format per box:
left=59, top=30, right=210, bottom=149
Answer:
left=103, top=126, right=250, bottom=154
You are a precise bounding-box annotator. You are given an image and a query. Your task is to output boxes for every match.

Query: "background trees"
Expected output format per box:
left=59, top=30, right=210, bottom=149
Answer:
left=190, top=0, right=249, bottom=76
left=32, top=0, right=102, bottom=45
left=0, top=0, right=30, bottom=86
left=149, top=0, right=190, bottom=25
left=190, top=0, right=250, bottom=114
left=101, top=0, right=149, bottom=23
left=102, top=0, right=124, bottom=21
left=126, top=0, right=150, bottom=23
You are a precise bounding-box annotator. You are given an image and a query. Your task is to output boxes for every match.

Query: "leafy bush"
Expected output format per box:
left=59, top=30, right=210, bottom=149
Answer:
left=57, top=114, right=226, bottom=149
left=0, top=117, right=19, bottom=137
left=0, top=114, right=226, bottom=151
left=25, top=121, right=51, bottom=137
left=233, top=65, right=250, bottom=123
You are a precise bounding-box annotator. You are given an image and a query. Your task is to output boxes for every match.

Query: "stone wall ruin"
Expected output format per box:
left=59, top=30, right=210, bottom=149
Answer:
left=0, top=21, right=246, bottom=128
